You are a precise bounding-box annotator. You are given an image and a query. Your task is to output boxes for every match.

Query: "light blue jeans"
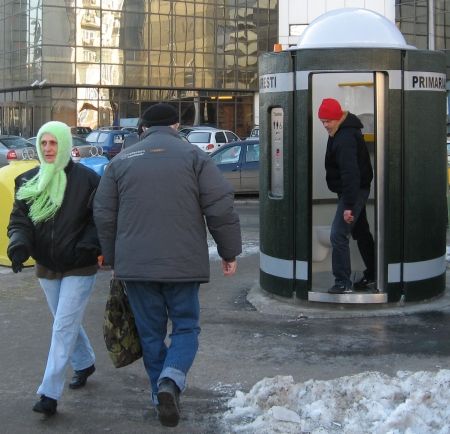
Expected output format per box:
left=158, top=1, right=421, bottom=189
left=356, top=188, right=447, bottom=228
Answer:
left=37, top=274, right=96, bottom=400
left=125, top=281, right=201, bottom=405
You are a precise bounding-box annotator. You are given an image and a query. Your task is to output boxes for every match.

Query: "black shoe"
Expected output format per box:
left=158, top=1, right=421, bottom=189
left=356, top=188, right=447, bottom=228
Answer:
left=32, top=395, right=57, bottom=416
left=69, top=364, right=95, bottom=389
left=353, top=276, right=376, bottom=291
left=157, top=378, right=180, bottom=427
left=328, top=283, right=353, bottom=294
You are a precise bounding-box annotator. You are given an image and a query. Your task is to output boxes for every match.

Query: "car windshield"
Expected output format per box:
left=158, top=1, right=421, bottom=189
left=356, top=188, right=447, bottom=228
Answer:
left=187, top=132, right=211, bottom=143
left=72, top=137, right=88, bottom=146
left=86, top=132, right=100, bottom=142
left=0, top=137, right=31, bottom=148
left=98, top=133, right=110, bottom=144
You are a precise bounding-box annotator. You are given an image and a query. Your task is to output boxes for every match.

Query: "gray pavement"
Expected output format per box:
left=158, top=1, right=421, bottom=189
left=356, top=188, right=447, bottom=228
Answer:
left=1, top=201, right=450, bottom=433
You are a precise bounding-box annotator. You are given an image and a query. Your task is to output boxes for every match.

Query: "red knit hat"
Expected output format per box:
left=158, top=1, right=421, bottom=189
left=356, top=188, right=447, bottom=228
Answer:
left=318, top=98, right=343, bottom=120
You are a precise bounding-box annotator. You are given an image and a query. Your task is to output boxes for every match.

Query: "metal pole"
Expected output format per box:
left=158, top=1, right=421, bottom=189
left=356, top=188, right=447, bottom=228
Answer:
left=429, top=0, right=435, bottom=50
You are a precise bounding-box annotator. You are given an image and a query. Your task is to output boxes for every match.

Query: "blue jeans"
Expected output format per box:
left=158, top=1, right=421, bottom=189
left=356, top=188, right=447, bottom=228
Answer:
left=37, top=274, right=96, bottom=400
left=330, top=189, right=374, bottom=286
left=124, top=281, right=201, bottom=404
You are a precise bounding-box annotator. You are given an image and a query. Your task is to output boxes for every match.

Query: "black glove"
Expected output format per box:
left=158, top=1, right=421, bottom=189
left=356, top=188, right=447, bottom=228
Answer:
left=8, top=245, right=29, bottom=274
left=12, top=261, right=23, bottom=273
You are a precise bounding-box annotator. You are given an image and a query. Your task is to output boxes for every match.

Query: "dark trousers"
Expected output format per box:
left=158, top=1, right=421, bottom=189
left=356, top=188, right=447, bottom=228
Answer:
left=330, top=189, right=375, bottom=285
left=351, top=205, right=375, bottom=280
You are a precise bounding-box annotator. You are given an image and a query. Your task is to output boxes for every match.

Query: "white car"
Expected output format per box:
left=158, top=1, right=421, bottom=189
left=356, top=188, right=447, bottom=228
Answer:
left=179, top=127, right=240, bottom=153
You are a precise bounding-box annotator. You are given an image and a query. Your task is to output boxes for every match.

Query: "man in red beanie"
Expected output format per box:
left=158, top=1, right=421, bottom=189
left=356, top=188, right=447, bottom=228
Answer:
left=318, top=98, right=375, bottom=294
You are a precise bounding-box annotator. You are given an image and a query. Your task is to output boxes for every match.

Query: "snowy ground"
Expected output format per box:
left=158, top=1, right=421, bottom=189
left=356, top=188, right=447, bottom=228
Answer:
left=208, top=235, right=259, bottom=261
left=222, top=370, right=450, bottom=434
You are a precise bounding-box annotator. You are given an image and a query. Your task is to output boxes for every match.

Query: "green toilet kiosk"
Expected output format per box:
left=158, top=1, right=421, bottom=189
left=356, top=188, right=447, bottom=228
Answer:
left=259, top=8, right=447, bottom=304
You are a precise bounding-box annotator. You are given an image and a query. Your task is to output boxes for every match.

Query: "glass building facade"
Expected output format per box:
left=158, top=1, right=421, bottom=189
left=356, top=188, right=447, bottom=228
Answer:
left=0, top=0, right=278, bottom=138
left=396, top=0, right=450, bottom=50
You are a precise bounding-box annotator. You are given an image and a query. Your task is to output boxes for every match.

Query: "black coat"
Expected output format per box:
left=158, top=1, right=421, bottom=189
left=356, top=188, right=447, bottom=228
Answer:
left=324, top=112, right=373, bottom=209
left=8, top=161, right=101, bottom=272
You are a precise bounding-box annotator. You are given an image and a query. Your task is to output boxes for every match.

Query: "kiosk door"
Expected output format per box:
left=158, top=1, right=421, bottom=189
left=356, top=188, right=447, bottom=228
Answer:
left=308, top=71, right=387, bottom=303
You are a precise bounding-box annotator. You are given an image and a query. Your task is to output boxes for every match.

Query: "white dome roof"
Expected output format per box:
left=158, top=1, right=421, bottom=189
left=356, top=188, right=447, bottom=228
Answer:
left=297, top=8, right=415, bottom=50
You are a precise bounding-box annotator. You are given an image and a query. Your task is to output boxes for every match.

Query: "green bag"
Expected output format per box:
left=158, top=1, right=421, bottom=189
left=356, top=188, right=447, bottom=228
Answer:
left=103, top=278, right=142, bottom=368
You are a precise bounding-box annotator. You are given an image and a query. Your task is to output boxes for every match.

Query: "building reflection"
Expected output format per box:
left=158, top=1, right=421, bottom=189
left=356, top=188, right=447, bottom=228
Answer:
left=0, top=0, right=278, bottom=138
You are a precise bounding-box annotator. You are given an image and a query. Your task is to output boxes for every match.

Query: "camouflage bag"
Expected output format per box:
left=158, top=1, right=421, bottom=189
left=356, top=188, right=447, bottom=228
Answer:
left=103, top=278, right=142, bottom=368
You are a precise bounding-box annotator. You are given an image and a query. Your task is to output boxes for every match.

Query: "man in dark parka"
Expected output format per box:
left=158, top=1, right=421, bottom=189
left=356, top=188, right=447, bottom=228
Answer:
left=94, top=103, right=242, bottom=427
left=318, top=98, right=375, bottom=294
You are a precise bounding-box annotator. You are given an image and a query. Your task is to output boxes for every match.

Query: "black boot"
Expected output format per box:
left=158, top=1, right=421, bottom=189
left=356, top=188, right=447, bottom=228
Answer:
left=353, top=275, right=376, bottom=292
left=32, top=395, right=57, bottom=416
left=156, top=378, right=180, bottom=427
left=69, top=364, right=96, bottom=389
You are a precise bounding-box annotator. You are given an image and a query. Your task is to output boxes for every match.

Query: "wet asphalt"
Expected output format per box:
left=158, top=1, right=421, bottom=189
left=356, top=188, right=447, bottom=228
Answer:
left=0, top=199, right=449, bottom=433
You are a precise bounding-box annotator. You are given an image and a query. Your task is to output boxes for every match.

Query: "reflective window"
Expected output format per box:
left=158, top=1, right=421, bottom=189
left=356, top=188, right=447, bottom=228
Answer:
left=245, top=144, right=259, bottom=162
left=212, top=145, right=241, bottom=164
left=188, top=132, right=211, bottom=143
left=0, top=0, right=278, bottom=135
left=225, top=131, right=239, bottom=142
left=215, top=131, right=226, bottom=143
left=396, top=0, right=450, bottom=49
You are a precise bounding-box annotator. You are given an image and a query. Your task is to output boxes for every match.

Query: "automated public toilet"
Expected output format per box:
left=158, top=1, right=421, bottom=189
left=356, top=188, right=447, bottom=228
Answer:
left=259, top=8, right=447, bottom=304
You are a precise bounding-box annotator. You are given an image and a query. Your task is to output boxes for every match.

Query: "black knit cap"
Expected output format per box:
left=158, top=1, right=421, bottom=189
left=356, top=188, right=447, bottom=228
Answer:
left=141, top=103, right=178, bottom=127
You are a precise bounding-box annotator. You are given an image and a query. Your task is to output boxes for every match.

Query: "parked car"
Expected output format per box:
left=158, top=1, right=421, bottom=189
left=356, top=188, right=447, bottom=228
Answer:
left=121, top=126, right=138, bottom=133
left=210, top=139, right=259, bottom=194
left=70, top=126, right=92, bottom=138
left=71, top=137, right=104, bottom=163
left=29, top=135, right=88, bottom=148
left=28, top=135, right=98, bottom=163
left=98, top=126, right=123, bottom=131
left=447, top=137, right=450, bottom=164
left=79, top=155, right=109, bottom=176
left=180, top=127, right=240, bottom=153
left=85, top=130, right=130, bottom=159
left=249, top=126, right=259, bottom=138
left=0, top=135, right=37, bottom=168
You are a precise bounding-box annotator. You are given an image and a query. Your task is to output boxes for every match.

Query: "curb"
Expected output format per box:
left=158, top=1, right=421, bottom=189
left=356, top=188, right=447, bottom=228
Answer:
left=247, top=277, right=450, bottom=320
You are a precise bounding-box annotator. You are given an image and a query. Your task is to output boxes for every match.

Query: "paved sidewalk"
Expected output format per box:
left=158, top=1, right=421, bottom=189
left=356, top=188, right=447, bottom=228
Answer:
left=1, top=252, right=449, bottom=433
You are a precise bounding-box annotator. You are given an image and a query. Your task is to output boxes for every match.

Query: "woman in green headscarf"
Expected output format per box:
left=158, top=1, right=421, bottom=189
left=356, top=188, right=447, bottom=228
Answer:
left=7, top=121, right=101, bottom=416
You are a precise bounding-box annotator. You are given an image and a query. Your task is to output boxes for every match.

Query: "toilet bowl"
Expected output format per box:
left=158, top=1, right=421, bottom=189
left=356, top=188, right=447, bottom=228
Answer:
left=312, top=225, right=332, bottom=262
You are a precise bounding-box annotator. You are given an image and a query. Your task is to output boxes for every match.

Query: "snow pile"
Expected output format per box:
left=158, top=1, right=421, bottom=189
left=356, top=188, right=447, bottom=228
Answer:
left=223, top=370, right=450, bottom=433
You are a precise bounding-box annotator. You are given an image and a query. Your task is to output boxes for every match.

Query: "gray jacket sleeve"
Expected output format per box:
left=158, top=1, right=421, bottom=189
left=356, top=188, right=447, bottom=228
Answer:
left=197, top=156, right=242, bottom=260
left=93, top=165, right=118, bottom=266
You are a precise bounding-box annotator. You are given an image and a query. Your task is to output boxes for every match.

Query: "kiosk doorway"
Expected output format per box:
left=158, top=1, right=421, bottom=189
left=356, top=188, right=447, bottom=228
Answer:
left=309, top=71, right=386, bottom=303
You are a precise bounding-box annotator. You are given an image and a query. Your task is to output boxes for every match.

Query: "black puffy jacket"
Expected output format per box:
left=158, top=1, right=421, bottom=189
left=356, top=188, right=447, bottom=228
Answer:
left=324, top=112, right=373, bottom=209
left=8, top=161, right=101, bottom=272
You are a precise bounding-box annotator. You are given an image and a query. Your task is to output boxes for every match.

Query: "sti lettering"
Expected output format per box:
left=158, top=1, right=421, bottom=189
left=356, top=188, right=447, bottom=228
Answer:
left=260, top=76, right=277, bottom=89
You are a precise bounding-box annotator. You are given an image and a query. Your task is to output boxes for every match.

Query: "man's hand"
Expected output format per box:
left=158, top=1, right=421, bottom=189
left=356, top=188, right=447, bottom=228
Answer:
left=222, top=259, right=237, bottom=276
left=343, top=209, right=354, bottom=224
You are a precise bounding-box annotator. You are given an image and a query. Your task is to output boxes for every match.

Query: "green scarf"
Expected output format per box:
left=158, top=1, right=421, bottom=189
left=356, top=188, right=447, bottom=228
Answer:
left=17, top=121, right=72, bottom=223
